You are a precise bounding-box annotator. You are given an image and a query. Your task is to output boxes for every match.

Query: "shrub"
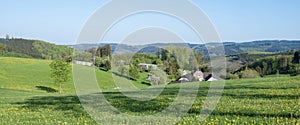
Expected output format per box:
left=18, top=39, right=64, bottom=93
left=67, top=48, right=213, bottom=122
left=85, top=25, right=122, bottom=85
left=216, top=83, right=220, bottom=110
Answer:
left=240, top=69, right=260, bottom=78
left=226, top=73, right=239, bottom=79
left=118, top=65, right=128, bottom=76
left=289, top=64, right=300, bottom=76
left=103, top=60, right=111, bottom=71
left=129, top=63, right=140, bottom=80
left=148, top=69, right=167, bottom=85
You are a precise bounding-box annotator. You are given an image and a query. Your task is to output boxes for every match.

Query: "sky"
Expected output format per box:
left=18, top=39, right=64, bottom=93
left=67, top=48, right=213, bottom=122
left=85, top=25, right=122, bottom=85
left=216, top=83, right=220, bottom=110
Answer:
left=0, top=0, right=300, bottom=45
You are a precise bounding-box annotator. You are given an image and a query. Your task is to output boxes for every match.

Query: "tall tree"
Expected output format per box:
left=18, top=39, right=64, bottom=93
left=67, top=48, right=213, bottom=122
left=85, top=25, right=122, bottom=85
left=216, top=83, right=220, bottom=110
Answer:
left=188, top=54, right=199, bottom=71
left=103, top=59, right=111, bottom=71
left=96, top=44, right=112, bottom=59
left=86, top=47, right=97, bottom=61
left=160, top=48, right=170, bottom=61
left=194, top=50, right=203, bottom=65
left=290, top=64, right=300, bottom=76
left=129, top=59, right=140, bottom=80
left=262, top=61, right=268, bottom=76
left=292, top=51, right=300, bottom=64
left=49, top=60, right=71, bottom=94
left=166, top=56, right=180, bottom=80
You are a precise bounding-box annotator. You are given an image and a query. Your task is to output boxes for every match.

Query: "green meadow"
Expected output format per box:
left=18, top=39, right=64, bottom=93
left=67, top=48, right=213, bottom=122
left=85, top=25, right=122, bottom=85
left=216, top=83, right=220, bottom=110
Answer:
left=0, top=57, right=299, bottom=124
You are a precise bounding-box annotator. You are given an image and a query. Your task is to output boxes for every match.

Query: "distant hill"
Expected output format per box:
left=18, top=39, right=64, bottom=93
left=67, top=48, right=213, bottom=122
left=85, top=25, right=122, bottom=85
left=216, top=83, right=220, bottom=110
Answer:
left=0, top=38, right=9, bottom=44
left=0, top=38, right=73, bottom=59
left=70, top=40, right=300, bottom=56
left=228, top=40, right=300, bottom=54
left=2, top=38, right=299, bottom=60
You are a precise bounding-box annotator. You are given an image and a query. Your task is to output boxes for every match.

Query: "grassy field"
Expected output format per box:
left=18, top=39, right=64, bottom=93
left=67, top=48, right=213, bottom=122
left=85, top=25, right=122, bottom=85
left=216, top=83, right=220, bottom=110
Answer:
left=0, top=57, right=299, bottom=124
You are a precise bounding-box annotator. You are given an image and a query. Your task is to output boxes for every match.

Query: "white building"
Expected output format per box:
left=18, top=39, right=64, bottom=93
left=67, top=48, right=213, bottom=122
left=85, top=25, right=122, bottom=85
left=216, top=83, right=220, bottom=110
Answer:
left=74, top=61, right=94, bottom=66
left=138, top=63, right=157, bottom=70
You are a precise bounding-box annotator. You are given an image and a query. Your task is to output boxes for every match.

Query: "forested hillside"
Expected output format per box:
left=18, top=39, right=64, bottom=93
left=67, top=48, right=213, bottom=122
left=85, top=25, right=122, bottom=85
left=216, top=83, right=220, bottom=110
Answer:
left=0, top=38, right=73, bottom=60
left=226, top=50, right=300, bottom=79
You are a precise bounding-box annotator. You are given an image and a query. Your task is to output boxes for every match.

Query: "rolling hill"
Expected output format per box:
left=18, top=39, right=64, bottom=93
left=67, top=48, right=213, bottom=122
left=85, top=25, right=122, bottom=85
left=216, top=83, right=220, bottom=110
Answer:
left=0, top=38, right=73, bottom=59
left=2, top=37, right=300, bottom=59
left=70, top=40, right=300, bottom=56
left=0, top=57, right=299, bottom=124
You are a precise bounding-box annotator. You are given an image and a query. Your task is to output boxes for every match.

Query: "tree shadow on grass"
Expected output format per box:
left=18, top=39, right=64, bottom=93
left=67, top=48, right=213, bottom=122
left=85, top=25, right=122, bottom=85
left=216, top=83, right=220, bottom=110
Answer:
left=14, top=86, right=207, bottom=116
left=18, top=84, right=299, bottom=119
left=36, top=86, right=58, bottom=93
left=112, top=72, right=135, bottom=81
left=188, top=109, right=300, bottom=119
left=141, top=81, right=151, bottom=86
left=93, top=86, right=211, bottom=114
left=222, top=93, right=300, bottom=100
left=223, top=85, right=299, bottom=90
left=99, top=88, right=181, bottom=114
left=15, top=95, right=89, bottom=117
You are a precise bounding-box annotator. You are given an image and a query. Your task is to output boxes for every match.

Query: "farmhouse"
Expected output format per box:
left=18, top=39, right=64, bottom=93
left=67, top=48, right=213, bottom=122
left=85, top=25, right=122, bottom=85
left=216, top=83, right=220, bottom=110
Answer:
left=74, top=60, right=93, bottom=66
left=204, top=73, right=219, bottom=81
left=178, top=74, right=193, bottom=82
left=177, top=70, right=219, bottom=83
left=138, top=63, right=157, bottom=71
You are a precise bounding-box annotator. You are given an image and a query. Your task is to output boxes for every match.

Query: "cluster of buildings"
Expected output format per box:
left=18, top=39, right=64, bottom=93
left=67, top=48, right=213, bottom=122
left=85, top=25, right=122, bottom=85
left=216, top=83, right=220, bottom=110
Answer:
left=178, top=69, right=218, bottom=83
left=74, top=61, right=219, bottom=83
left=138, top=63, right=219, bottom=84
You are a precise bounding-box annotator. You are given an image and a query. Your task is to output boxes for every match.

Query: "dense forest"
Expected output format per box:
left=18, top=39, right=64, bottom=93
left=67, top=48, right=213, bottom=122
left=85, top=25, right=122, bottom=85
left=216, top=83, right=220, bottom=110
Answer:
left=227, top=50, right=300, bottom=79
left=0, top=38, right=73, bottom=60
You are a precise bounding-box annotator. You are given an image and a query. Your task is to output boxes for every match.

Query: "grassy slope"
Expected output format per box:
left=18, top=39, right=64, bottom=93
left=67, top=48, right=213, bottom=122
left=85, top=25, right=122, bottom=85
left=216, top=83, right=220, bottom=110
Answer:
left=0, top=57, right=300, bottom=124
left=0, top=57, right=57, bottom=94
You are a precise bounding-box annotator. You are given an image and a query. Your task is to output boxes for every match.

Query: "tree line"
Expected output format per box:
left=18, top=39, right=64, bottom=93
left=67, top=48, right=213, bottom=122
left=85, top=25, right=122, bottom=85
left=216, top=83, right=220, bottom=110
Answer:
left=230, top=50, right=300, bottom=79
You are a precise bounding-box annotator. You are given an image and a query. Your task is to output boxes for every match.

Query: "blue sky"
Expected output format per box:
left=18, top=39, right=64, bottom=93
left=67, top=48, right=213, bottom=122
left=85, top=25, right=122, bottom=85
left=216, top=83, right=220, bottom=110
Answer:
left=0, top=0, right=300, bottom=45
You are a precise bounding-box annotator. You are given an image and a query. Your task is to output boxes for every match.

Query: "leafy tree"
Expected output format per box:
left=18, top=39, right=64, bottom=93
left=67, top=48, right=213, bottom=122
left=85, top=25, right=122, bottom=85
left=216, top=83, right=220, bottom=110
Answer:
left=94, top=56, right=102, bottom=67
left=64, top=56, right=72, bottom=63
left=0, top=43, right=7, bottom=55
left=160, top=48, right=170, bottom=61
left=96, top=44, right=111, bottom=58
left=290, top=64, right=300, bottom=76
left=74, top=51, right=93, bottom=62
left=152, top=58, right=162, bottom=65
left=187, top=55, right=199, bottom=71
left=118, top=65, right=128, bottom=76
left=94, top=44, right=112, bottom=71
left=262, top=61, right=268, bottom=76
left=277, top=56, right=290, bottom=74
left=226, top=73, right=239, bottom=79
left=194, top=50, right=203, bottom=65
left=165, top=56, right=181, bottom=80
left=255, top=66, right=263, bottom=76
left=240, top=69, right=260, bottom=78
left=292, top=51, right=300, bottom=64
left=49, top=60, right=71, bottom=94
left=148, top=68, right=167, bottom=85
left=129, top=59, right=140, bottom=80
left=86, top=47, right=97, bottom=56
left=103, top=59, right=111, bottom=71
